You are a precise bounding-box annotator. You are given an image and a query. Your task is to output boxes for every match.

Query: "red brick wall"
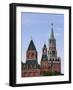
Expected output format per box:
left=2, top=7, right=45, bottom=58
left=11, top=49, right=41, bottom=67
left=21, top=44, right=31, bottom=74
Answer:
left=21, top=69, right=40, bottom=77
left=41, top=61, right=49, bottom=73
left=52, top=62, right=61, bottom=73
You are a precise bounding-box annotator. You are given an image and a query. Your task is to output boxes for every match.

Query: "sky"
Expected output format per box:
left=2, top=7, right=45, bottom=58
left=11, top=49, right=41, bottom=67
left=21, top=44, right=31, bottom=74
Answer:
left=21, top=12, right=64, bottom=73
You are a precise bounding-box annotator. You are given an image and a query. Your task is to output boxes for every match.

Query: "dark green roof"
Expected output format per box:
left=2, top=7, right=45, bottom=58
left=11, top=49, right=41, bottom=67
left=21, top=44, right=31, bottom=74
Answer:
left=27, top=40, right=37, bottom=51
left=43, top=44, right=47, bottom=49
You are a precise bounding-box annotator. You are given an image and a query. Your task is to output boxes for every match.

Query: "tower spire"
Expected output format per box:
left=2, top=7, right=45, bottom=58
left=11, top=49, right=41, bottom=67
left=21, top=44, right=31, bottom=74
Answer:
left=50, top=23, right=54, bottom=39
left=48, top=23, right=57, bottom=59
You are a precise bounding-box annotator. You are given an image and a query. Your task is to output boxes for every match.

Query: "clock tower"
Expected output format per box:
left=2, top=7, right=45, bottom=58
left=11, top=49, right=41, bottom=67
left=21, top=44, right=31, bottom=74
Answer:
left=22, top=39, right=40, bottom=77
left=26, top=39, right=38, bottom=69
left=48, top=24, right=57, bottom=59
left=48, top=24, right=61, bottom=73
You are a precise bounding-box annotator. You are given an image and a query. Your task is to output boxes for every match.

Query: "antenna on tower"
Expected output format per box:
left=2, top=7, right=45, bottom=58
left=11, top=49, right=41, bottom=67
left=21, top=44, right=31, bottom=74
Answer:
left=50, top=23, right=54, bottom=39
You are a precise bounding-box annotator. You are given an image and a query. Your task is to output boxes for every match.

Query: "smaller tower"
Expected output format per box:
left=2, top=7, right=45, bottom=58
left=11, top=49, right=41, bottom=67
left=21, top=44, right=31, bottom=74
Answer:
left=41, top=44, right=49, bottom=74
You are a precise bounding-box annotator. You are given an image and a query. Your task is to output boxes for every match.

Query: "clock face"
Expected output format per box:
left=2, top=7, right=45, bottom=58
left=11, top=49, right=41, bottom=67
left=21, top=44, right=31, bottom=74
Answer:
left=30, top=52, right=34, bottom=57
left=27, top=52, right=36, bottom=60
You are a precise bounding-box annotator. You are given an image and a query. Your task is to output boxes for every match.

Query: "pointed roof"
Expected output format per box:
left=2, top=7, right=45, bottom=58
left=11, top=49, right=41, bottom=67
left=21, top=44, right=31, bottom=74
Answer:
left=50, top=23, right=55, bottom=39
left=43, top=44, right=47, bottom=49
left=27, top=39, right=37, bottom=51
left=41, top=44, right=48, bottom=61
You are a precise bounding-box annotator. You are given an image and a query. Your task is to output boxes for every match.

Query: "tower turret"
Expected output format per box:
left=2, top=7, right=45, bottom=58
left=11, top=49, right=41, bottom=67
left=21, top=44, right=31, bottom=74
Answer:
left=41, top=44, right=48, bottom=73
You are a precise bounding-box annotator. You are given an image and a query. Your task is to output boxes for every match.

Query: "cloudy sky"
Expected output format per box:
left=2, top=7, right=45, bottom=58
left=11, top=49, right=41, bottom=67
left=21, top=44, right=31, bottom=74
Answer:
left=21, top=12, right=64, bottom=73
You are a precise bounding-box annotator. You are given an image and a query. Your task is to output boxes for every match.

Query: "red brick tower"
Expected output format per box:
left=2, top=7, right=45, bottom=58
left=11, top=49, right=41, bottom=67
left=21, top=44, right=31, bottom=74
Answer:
left=41, top=44, right=49, bottom=74
left=26, top=39, right=38, bottom=67
left=48, top=24, right=61, bottom=73
left=22, top=39, right=40, bottom=77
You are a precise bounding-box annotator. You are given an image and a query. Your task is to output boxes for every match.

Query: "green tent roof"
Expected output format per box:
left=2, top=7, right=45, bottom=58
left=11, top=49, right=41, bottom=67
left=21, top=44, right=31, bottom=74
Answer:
left=27, top=40, right=37, bottom=51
